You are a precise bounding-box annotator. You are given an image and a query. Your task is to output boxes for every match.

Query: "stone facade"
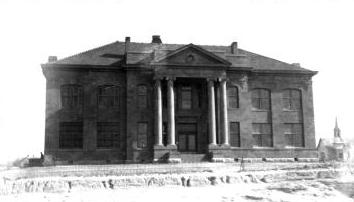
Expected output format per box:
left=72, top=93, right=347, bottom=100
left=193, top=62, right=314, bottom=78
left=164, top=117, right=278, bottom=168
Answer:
left=42, top=36, right=318, bottom=164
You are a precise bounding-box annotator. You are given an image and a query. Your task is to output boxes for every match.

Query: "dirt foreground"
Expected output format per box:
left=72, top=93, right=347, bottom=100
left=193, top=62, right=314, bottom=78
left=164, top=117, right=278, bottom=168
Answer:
left=1, top=163, right=353, bottom=201
left=1, top=179, right=353, bottom=202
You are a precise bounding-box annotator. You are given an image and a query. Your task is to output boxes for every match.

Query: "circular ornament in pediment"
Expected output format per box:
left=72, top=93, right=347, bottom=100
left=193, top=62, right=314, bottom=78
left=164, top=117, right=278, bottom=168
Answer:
left=185, top=54, right=195, bottom=63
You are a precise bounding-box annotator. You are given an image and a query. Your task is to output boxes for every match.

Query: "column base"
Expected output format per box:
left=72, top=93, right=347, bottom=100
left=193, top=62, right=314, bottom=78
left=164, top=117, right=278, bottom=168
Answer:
left=208, top=144, right=232, bottom=162
left=153, top=144, right=179, bottom=163
left=167, top=158, right=182, bottom=163
left=210, top=158, right=234, bottom=163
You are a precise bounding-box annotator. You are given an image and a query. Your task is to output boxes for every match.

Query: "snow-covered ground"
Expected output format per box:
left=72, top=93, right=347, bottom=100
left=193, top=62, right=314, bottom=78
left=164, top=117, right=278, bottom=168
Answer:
left=1, top=179, right=353, bottom=202
left=1, top=162, right=354, bottom=201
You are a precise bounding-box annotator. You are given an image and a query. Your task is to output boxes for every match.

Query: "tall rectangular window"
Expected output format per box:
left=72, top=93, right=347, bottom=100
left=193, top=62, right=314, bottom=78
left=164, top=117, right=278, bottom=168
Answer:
left=284, top=123, right=304, bottom=147
left=137, top=122, right=148, bottom=148
left=252, top=123, right=272, bottom=147
left=138, top=85, right=148, bottom=109
left=60, top=85, right=83, bottom=108
left=228, top=86, right=239, bottom=108
left=98, top=85, right=120, bottom=108
left=59, top=122, right=83, bottom=149
left=181, top=86, right=192, bottom=109
left=97, top=122, right=119, bottom=148
left=229, top=122, right=240, bottom=147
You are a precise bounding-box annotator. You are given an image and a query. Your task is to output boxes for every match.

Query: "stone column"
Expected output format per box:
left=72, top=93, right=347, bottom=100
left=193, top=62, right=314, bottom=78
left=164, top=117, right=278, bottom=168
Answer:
left=208, top=79, right=217, bottom=146
left=220, top=78, right=229, bottom=145
left=167, top=77, right=176, bottom=146
left=154, top=78, right=163, bottom=146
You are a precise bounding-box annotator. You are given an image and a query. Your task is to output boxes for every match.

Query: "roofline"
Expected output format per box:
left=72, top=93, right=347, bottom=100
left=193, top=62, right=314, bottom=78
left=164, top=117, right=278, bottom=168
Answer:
left=42, top=63, right=317, bottom=76
left=251, top=69, right=318, bottom=76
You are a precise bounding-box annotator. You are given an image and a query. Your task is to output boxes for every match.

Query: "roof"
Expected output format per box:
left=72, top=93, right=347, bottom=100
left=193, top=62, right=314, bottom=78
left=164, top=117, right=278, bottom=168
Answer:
left=43, top=40, right=316, bottom=74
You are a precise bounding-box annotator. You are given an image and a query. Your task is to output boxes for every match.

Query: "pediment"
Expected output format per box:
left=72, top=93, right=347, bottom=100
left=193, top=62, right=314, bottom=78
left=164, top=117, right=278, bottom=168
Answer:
left=152, top=44, right=231, bottom=67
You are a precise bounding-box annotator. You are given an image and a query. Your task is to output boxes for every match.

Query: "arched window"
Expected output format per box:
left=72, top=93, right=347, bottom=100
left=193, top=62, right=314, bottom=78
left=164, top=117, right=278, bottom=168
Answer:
left=251, top=89, right=270, bottom=110
left=282, top=89, right=301, bottom=111
left=137, top=85, right=148, bottom=109
left=60, top=84, right=83, bottom=108
left=227, top=86, right=239, bottom=108
left=98, top=85, right=120, bottom=108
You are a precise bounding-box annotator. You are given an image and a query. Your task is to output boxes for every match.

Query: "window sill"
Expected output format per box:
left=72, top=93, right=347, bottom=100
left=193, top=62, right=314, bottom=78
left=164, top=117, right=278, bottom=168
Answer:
left=284, top=146, right=304, bottom=149
left=282, top=109, right=300, bottom=112
left=252, top=109, right=270, bottom=112
left=252, top=146, right=273, bottom=149
left=135, top=147, right=148, bottom=151
left=96, top=148, right=116, bottom=151
left=98, top=107, right=120, bottom=110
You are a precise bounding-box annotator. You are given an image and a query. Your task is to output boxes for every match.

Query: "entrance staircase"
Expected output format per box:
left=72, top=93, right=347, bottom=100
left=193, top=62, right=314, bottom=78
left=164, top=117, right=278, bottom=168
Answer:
left=178, top=153, right=209, bottom=163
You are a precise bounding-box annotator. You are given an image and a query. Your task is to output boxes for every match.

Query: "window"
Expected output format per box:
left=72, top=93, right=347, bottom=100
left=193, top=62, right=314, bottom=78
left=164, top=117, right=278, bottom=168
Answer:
left=98, top=85, right=119, bottom=108
left=252, top=123, right=272, bottom=147
left=59, top=122, right=83, bottom=149
left=181, top=86, right=192, bottom=109
left=60, top=85, right=83, bottom=108
left=251, top=89, right=270, bottom=110
left=228, top=86, right=239, bottom=108
left=284, top=123, right=304, bottom=147
left=137, top=85, right=148, bottom=109
left=137, top=122, right=148, bottom=148
left=97, top=122, right=119, bottom=148
left=229, top=122, right=240, bottom=147
left=282, top=89, right=301, bottom=111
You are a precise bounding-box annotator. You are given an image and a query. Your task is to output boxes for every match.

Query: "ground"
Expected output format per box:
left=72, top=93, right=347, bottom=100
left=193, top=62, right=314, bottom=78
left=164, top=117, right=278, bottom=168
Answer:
left=1, top=162, right=354, bottom=201
left=1, top=180, right=353, bottom=202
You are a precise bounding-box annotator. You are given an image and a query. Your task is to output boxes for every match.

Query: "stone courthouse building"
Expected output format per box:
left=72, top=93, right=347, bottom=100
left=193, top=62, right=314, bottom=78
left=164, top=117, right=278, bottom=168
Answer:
left=42, top=36, right=318, bottom=164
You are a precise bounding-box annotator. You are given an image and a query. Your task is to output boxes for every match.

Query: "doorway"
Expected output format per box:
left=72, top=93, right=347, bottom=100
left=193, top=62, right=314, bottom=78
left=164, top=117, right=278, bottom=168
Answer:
left=177, top=123, right=197, bottom=152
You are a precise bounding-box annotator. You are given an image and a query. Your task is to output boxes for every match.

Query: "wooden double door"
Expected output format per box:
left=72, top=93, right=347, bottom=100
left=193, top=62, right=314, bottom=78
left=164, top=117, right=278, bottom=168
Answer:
left=177, top=123, right=197, bottom=152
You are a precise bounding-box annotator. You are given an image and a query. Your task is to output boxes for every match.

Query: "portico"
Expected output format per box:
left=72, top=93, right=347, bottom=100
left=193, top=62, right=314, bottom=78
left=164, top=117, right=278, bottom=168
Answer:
left=153, top=75, right=231, bottom=161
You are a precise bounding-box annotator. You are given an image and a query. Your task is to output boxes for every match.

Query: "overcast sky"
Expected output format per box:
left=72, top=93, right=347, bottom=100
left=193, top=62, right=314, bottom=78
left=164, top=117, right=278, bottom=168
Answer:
left=0, top=0, right=353, bottom=163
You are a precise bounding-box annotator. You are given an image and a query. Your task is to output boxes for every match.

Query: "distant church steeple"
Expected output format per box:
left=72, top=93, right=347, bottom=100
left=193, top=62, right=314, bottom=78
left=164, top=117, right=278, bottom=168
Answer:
left=333, top=117, right=343, bottom=144
left=334, top=117, right=341, bottom=138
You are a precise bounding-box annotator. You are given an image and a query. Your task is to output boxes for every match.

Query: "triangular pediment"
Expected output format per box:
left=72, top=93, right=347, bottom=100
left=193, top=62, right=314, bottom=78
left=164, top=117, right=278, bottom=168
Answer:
left=152, top=44, right=231, bottom=66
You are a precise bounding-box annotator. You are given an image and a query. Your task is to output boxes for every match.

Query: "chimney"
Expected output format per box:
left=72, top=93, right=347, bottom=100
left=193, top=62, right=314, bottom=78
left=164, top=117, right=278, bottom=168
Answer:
left=231, top=42, right=238, bottom=54
left=125, top=36, right=130, bottom=54
left=152, top=35, right=162, bottom=44
left=48, top=56, right=57, bottom=63
left=292, top=63, right=301, bottom=67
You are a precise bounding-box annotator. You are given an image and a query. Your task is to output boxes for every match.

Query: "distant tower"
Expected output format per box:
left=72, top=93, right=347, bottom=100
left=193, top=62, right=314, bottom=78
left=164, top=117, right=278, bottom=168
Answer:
left=333, top=117, right=343, bottom=144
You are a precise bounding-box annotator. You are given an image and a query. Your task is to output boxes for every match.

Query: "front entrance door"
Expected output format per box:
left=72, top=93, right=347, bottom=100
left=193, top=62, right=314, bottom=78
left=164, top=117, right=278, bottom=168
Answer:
left=177, top=123, right=197, bottom=152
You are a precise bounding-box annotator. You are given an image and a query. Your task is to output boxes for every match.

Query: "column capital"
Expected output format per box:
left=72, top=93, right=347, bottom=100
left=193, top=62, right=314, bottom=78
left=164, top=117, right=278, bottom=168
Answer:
left=217, top=77, right=228, bottom=83
left=206, top=77, right=217, bottom=82
left=153, top=75, right=164, bottom=81
left=165, top=76, right=176, bottom=81
left=154, top=79, right=161, bottom=88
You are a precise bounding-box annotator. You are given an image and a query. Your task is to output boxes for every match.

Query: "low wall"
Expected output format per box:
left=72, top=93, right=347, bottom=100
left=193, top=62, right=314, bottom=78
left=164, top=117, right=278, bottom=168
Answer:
left=0, top=168, right=346, bottom=195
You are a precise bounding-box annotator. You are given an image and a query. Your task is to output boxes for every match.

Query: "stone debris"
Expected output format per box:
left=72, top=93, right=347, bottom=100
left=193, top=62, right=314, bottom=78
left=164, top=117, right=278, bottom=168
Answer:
left=0, top=168, right=350, bottom=195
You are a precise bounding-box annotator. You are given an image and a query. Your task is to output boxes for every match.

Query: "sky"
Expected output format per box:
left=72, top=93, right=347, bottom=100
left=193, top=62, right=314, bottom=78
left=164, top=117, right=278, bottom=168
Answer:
left=0, top=0, right=353, bottom=163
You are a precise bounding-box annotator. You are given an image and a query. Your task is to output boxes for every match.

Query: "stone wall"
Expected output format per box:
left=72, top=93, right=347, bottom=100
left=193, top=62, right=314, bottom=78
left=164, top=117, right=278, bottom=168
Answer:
left=44, top=69, right=127, bottom=161
left=43, top=67, right=316, bottom=163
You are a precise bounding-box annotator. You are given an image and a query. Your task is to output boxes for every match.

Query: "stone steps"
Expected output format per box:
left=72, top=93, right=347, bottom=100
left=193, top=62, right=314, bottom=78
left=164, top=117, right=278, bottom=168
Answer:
left=178, top=153, right=208, bottom=163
